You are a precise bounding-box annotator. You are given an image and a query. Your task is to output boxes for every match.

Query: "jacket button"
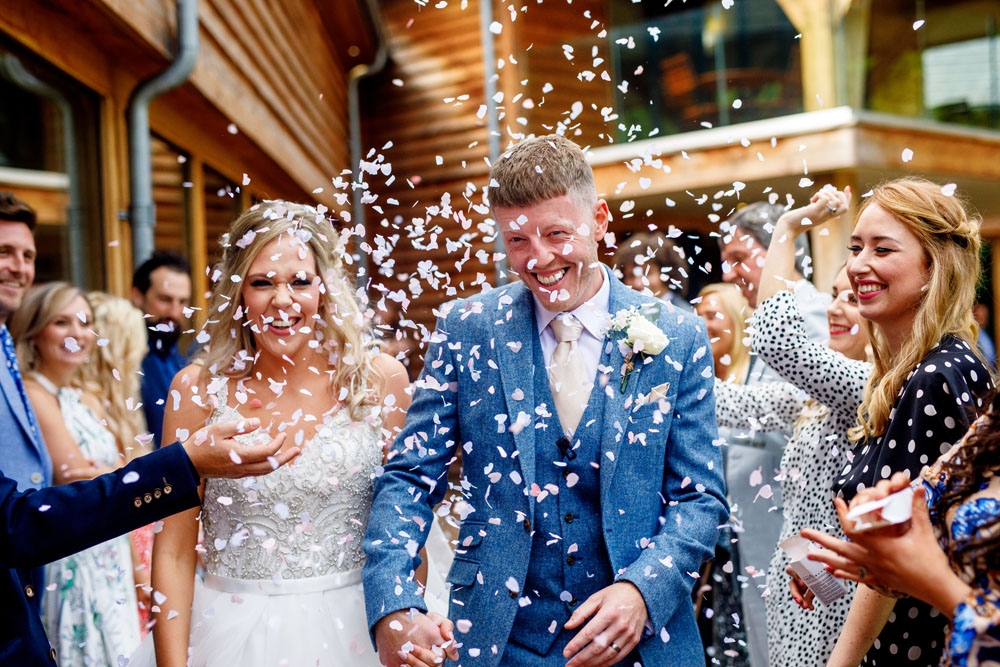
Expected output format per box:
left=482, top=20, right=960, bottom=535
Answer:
left=24, top=584, right=34, bottom=597
left=568, top=597, right=578, bottom=607
left=566, top=555, right=577, bottom=566
left=564, top=513, right=574, bottom=523
left=50, top=647, right=57, bottom=661
left=522, top=519, right=531, bottom=532
left=133, top=498, right=143, bottom=508
left=509, top=590, right=518, bottom=599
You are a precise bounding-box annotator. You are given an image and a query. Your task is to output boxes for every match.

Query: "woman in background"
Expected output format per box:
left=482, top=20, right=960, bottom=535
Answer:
left=722, top=186, right=872, bottom=667
left=11, top=282, right=141, bottom=666
left=693, top=281, right=752, bottom=665
left=82, top=291, right=155, bottom=635
left=696, top=282, right=751, bottom=383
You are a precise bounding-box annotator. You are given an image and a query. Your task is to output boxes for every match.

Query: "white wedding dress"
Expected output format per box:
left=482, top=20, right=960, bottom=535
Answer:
left=132, top=378, right=383, bottom=666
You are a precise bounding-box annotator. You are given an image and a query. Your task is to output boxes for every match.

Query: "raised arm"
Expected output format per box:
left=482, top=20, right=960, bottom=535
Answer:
left=757, top=186, right=851, bottom=305
left=752, top=292, right=870, bottom=414
left=714, top=375, right=804, bottom=432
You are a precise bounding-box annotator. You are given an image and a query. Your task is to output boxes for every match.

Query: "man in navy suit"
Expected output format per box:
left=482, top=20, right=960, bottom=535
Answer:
left=1, top=418, right=298, bottom=665
left=364, top=135, right=728, bottom=666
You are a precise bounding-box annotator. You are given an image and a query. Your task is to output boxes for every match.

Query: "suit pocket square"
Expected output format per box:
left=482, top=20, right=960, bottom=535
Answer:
left=636, top=382, right=670, bottom=407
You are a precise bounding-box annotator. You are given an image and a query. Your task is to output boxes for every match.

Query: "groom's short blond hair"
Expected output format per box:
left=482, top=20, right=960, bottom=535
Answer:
left=488, top=134, right=597, bottom=213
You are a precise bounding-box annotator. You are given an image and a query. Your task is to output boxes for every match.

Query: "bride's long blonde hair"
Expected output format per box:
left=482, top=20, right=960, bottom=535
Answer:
left=197, top=200, right=382, bottom=422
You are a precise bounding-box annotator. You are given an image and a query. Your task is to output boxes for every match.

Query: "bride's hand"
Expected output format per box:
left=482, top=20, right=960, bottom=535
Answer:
left=374, top=609, right=459, bottom=667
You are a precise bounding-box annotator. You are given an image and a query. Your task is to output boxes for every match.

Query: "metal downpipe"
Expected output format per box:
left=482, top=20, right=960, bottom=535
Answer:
left=128, top=0, right=199, bottom=266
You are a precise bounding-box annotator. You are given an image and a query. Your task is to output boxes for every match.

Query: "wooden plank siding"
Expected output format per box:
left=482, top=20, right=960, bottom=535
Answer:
left=361, top=0, right=492, bottom=360
left=150, top=136, right=189, bottom=254
left=1, top=0, right=375, bottom=292
left=497, top=1, right=615, bottom=148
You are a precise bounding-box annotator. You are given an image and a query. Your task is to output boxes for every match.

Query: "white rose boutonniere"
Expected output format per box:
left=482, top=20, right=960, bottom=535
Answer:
left=608, top=306, right=668, bottom=392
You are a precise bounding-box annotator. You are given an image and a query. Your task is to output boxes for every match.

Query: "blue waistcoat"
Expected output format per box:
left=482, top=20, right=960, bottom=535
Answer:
left=507, top=337, right=613, bottom=656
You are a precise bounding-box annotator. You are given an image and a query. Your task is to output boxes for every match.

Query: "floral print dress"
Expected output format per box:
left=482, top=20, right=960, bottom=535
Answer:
left=923, top=422, right=1000, bottom=667
left=34, top=375, right=140, bottom=667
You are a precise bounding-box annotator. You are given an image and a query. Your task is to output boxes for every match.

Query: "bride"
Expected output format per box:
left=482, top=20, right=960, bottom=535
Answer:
left=142, top=201, right=411, bottom=666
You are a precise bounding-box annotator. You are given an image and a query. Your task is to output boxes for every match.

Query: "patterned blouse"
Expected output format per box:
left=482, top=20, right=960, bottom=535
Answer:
left=714, top=290, right=871, bottom=667
left=923, top=420, right=1000, bottom=667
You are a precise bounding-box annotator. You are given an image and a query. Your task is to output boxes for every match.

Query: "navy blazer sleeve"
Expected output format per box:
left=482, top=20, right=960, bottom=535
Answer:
left=1, top=443, right=201, bottom=665
left=0, top=443, right=201, bottom=569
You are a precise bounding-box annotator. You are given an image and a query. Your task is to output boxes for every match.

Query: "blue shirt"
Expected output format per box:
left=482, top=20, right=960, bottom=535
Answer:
left=141, top=342, right=186, bottom=449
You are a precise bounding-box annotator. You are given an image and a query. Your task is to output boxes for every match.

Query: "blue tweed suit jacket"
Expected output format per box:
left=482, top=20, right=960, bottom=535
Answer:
left=363, top=274, right=728, bottom=666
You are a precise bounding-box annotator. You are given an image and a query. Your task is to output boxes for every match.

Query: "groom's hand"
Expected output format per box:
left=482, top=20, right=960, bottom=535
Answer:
left=374, top=609, right=458, bottom=667
left=563, top=581, right=648, bottom=667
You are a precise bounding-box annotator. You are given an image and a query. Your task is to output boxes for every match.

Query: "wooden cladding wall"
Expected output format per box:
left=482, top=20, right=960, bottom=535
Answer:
left=362, top=0, right=492, bottom=364
left=498, top=0, right=615, bottom=149
left=151, top=136, right=188, bottom=254
left=203, top=166, right=242, bottom=267
left=364, top=0, right=623, bottom=368
left=195, top=0, right=353, bottom=190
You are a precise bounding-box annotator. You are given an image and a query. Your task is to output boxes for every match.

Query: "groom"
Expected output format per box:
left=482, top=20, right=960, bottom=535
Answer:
left=363, top=134, right=727, bottom=666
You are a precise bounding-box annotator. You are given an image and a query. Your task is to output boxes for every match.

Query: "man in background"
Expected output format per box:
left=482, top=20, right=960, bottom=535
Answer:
left=131, top=250, right=192, bottom=449
left=0, top=191, right=50, bottom=493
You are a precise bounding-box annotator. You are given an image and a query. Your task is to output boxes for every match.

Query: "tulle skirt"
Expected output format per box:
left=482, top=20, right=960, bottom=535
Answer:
left=129, top=569, right=380, bottom=667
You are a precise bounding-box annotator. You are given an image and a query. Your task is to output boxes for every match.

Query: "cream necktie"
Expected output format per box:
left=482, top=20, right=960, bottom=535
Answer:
left=548, top=315, right=592, bottom=435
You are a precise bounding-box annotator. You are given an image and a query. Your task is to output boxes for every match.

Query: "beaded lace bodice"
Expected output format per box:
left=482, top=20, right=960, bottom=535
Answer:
left=201, top=378, right=382, bottom=581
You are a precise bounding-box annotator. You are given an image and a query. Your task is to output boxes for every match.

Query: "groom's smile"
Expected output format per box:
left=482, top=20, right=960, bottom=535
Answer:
left=496, top=193, right=610, bottom=312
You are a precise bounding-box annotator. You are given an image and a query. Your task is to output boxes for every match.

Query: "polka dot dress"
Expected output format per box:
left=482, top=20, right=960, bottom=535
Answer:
left=750, top=291, right=872, bottom=667
left=832, top=334, right=993, bottom=667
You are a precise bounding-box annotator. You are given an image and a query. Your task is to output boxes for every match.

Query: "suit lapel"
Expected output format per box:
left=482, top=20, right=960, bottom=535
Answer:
left=494, top=284, right=540, bottom=494
left=599, top=278, right=662, bottom=499
left=0, top=360, right=40, bottom=452
left=600, top=280, right=630, bottom=498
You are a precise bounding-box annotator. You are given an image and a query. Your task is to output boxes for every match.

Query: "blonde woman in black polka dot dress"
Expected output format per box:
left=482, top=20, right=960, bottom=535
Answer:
left=816, top=178, right=993, bottom=667
left=716, top=186, right=871, bottom=667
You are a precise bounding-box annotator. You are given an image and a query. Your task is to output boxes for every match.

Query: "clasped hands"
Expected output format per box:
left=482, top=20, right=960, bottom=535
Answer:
left=373, top=581, right=648, bottom=667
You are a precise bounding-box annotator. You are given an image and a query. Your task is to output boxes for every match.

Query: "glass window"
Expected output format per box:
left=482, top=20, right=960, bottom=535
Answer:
left=609, top=0, right=802, bottom=139
left=866, top=0, right=1000, bottom=130
left=0, top=41, right=101, bottom=286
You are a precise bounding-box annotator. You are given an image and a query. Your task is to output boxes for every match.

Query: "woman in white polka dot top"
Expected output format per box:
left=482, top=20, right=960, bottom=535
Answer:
left=715, top=185, right=871, bottom=667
